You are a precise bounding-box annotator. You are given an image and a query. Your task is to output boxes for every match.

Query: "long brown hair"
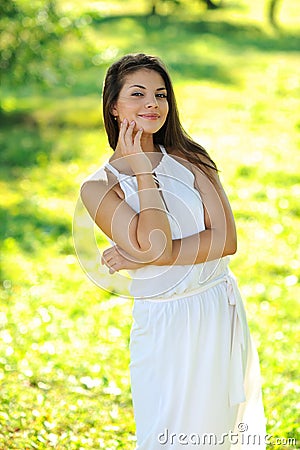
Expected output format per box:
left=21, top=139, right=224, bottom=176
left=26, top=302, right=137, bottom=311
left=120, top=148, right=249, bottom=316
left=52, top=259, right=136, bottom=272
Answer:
left=102, top=53, right=218, bottom=177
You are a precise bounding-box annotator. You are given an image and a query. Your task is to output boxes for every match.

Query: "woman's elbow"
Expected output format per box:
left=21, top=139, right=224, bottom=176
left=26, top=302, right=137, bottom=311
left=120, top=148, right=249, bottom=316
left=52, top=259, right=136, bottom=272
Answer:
left=137, top=229, right=172, bottom=264
left=155, top=247, right=173, bottom=265
left=224, top=237, right=237, bottom=256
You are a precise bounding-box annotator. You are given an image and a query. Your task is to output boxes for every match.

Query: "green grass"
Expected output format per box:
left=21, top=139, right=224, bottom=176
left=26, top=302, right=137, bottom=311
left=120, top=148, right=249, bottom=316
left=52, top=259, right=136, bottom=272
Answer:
left=0, top=1, right=300, bottom=448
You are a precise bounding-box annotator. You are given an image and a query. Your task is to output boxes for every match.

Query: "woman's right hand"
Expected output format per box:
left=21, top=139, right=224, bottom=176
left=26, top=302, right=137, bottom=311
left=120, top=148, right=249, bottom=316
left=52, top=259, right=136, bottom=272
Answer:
left=116, top=119, right=152, bottom=175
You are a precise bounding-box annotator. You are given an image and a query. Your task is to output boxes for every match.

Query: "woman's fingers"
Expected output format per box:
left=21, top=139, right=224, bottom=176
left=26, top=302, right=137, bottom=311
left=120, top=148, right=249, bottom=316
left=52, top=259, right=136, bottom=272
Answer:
left=103, top=256, right=120, bottom=274
left=134, top=127, right=143, bottom=150
left=117, top=119, right=134, bottom=151
left=124, top=120, right=135, bottom=148
left=102, top=245, right=144, bottom=273
left=102, top=254, right=117, bottom=272
left=101, top=248, right=113, bottom=264
left=102, top=247, right=116, bottom=262
left=101, top=245, right=121, bottom=272
left=115, top=119, right=149, bottom=173
left=117, top=118, right=127, bottom=149
left=102, top=245, right=133, bottom=273
left=117, top=119, right=143, bottom=156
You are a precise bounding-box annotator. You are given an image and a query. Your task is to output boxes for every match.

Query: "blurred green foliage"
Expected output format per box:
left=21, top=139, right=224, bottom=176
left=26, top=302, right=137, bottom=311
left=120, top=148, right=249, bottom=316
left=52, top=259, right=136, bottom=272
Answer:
left=1, top=1, right=64, bottom=85
left=0, top=0, right=100, bottom=92
left=150, top=0, right=224, bottom=16
left=0, top=0, right=299, bottom=448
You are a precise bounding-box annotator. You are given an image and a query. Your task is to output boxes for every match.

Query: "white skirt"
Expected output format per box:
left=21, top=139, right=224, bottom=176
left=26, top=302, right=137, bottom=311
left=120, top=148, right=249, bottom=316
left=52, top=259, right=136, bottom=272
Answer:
left=129, top=271, right=266, bottom=450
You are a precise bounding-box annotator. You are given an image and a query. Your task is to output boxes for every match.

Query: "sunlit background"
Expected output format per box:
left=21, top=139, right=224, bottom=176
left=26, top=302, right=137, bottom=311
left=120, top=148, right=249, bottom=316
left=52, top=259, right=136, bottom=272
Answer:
left=0, top=0, right=299, bottom=448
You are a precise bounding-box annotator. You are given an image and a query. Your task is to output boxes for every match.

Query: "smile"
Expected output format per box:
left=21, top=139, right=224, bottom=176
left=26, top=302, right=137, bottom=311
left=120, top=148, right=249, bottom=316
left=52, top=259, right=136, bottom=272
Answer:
left=138, top=114, right=160, bottom=120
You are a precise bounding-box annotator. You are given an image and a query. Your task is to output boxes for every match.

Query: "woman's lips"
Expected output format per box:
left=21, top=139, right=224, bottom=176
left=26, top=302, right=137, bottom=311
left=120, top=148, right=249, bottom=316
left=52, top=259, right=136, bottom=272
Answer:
left=138, top=114, right=160, bottom=120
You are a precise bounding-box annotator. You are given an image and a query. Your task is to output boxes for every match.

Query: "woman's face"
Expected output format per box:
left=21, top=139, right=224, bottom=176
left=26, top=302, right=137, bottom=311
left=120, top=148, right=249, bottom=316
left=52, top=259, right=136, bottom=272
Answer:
left=112, top=69, right=169, bottom=136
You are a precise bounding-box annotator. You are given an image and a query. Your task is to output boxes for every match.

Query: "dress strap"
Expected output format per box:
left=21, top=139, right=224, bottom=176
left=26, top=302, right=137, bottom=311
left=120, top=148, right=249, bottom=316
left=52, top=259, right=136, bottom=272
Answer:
left=159, top=145, right=167, bottom=155
left=104, top=162, right=120, bottom=178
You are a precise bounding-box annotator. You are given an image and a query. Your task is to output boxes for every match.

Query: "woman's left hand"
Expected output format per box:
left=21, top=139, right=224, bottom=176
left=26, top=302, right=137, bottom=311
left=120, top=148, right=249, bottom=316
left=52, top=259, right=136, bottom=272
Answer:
left=101, top=245, right=145, bottom=274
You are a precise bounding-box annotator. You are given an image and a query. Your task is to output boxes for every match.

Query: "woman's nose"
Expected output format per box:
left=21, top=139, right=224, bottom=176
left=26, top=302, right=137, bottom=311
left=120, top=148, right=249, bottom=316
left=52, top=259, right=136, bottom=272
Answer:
left=145, top=95, right=158, bottom=108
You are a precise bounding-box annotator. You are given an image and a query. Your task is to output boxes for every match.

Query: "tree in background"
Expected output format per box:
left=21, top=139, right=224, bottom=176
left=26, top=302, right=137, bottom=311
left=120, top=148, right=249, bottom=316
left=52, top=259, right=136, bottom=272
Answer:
left=150, top=0, right=222, bottom=15
left=150, top=0, right=285, bottom=27
left=0, top=0, right=84, bottom=87
left=0, top=0, right=288, bottom=93
left=268, top=0, right=282, bottom=27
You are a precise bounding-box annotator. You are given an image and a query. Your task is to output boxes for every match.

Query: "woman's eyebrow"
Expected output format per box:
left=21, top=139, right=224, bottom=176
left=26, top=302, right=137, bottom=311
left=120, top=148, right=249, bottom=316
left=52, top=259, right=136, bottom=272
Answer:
left=128, top=84, right=167, bottom=91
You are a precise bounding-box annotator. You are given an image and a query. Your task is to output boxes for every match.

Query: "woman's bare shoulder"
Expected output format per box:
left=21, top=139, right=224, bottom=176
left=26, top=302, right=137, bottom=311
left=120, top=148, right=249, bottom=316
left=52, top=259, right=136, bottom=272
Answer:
left=80, top=163, right=124, bottom=200
left=167, top=147, right=197, bottom=172
left=81, top=164, right=110, bottom=184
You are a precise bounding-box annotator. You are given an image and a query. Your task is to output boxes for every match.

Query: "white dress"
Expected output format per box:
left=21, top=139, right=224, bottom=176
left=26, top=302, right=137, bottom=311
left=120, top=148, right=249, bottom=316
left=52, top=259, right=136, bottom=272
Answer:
left=104, top=146, right=266, bottom=450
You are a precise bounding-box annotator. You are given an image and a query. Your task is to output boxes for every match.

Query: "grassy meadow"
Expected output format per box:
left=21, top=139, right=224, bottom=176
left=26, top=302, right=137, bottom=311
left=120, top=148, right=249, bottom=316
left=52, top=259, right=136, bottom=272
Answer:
left=0, top=0, right=299, bottom=448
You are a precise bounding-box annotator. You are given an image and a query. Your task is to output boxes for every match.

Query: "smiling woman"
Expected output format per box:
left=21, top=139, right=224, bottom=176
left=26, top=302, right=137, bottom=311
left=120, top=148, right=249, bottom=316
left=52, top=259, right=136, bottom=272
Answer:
left=79, top=53, right=266, bottom=450
left=111, top=69, right=169, bottom=151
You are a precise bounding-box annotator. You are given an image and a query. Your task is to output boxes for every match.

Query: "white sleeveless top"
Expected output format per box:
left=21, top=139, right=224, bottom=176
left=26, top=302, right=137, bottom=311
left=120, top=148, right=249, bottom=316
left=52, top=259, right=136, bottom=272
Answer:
left=103, top=145, right=230, bottom=299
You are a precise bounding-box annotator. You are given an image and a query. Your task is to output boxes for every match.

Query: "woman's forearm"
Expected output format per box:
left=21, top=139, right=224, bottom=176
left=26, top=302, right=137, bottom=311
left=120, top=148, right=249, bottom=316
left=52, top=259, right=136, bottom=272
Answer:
left=134, top=228, right=235, bottom=267
left=134, top=172, right=172, bottom=264
left=111, top=228, right=236, bottom=271
left=164, top=228, right=236, bottom=265
left=101, top=228, right=236, bottom=273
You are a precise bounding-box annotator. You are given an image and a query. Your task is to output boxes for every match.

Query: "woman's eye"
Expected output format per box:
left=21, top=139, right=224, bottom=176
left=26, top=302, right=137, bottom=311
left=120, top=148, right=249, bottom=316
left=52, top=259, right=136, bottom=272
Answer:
left=131, top=92, right=167, bottom=98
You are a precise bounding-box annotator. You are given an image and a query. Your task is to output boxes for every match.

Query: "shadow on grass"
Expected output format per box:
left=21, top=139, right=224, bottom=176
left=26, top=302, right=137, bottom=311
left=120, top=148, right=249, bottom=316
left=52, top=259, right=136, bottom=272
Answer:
left=75, top=13, right=300, bottom=89
left=0, top=125, right=53, bottom=168
left=0, top=202, right=71, bottom=256
left=0, top=121, right=100, bottom=169
left=93, top=13, right=300, bottom=54
left=2, top=12, right=299, bottom=130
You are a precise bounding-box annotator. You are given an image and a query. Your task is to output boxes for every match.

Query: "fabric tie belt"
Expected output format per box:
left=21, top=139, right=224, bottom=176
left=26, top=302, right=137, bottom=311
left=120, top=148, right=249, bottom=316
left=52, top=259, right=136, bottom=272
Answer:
left=136, top=270, right=248, bottom=407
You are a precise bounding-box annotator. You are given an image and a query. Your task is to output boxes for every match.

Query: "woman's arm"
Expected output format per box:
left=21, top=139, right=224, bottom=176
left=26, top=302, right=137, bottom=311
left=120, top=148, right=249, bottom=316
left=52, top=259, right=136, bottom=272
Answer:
left=81, top=120, right=172, bottom=265
left=101, top=164, right=237, bottom=272
left=168, top=166, right=237, bottom=265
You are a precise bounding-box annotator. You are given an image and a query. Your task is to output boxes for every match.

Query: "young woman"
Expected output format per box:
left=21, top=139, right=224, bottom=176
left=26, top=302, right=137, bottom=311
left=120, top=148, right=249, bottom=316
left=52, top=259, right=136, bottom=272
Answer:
left=80, top=53, right=266, bottom=449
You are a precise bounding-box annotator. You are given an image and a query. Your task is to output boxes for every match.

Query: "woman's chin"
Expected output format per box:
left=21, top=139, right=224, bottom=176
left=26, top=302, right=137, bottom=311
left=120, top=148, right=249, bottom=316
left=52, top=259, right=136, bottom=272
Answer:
left=135, top=122, right=163, bottom=136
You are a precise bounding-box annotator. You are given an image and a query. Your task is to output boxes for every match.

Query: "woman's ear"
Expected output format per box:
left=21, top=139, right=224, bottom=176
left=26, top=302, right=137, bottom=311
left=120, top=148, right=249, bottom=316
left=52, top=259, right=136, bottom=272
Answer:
left=111, top=104, right=118, bottom=119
